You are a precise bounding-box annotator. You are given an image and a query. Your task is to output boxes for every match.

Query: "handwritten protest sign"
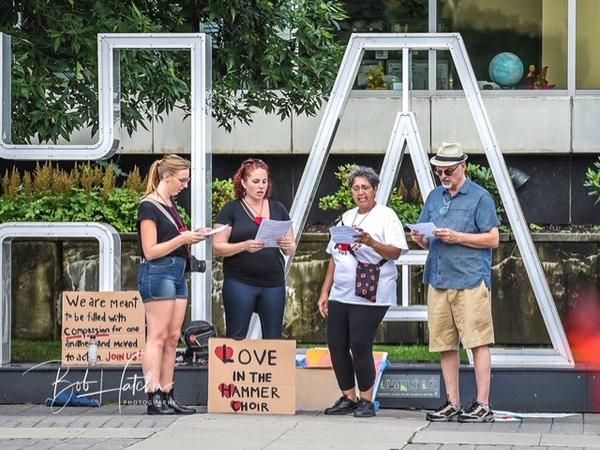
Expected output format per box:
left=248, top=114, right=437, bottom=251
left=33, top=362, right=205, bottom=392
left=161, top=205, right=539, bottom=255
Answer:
left=61, top=291, right=145, bottom=366
left=208, top=338, right=296, bottom=415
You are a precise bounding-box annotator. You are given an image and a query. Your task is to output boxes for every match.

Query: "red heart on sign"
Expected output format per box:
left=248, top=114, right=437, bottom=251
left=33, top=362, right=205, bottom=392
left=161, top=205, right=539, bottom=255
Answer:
left=214, top=344, right=234, bottom=363
left=230, top=400, right=242, bottom=412
left=218, top=383, right=236, bottom=398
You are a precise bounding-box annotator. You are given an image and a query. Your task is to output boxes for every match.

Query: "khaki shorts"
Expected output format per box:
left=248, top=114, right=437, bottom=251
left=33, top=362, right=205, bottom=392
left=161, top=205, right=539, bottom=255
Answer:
left=427, top=282, right=495, bottom=352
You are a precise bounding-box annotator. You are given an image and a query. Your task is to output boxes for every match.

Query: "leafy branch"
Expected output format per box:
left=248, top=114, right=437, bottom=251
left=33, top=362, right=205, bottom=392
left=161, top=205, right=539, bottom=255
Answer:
left=0, top=0, right=347, bottom=142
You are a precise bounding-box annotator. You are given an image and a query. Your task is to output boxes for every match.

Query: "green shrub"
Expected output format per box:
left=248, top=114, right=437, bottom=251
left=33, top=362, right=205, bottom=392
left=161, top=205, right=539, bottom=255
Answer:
left=319, top=162, right=507, bottom=225
left=318, top=163, right=423, bottom=224
left=389, top=195, right=422, bottom=224
left=212, top=178, right=236, bottom=221
left=0, top=163, right=242, bottom=231
left=318, top=163, right=357, bottom=212
left=466, top=162, right=504, bottom=219
left=584, top=157, right=600, bottom=204
left=0, top=163, right=145, bottom=232
left=123, top=166, right=146, bottom=192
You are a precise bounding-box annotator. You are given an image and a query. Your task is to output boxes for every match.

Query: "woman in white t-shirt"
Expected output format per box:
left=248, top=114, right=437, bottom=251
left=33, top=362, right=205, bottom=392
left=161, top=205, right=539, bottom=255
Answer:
left=318, top=166, right=408, bottom=418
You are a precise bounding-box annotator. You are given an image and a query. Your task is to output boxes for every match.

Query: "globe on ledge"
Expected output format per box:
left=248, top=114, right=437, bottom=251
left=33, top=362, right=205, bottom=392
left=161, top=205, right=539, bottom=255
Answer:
left=488, top=52, right=524, bottom=88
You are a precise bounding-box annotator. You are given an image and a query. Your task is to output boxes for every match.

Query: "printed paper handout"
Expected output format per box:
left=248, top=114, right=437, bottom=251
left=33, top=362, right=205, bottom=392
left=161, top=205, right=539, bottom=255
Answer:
left=255, top=219, right=293, bottom=247
left=406, top=222, right=439, bottom=239
left=200, top=224, right=229, bottom=236
left=328, top=225, right=360, bottom=244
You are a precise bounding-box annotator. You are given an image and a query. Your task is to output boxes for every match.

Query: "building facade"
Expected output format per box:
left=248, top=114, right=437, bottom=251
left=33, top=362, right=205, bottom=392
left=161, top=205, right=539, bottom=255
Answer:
left=6, top=0, right=600, bottom=225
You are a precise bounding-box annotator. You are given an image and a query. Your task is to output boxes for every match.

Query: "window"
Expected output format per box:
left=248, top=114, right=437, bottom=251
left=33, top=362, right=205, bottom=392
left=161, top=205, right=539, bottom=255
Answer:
left=339, top=0, right=429, bottom=90
left=436, top=0, right=567, bottom=90
left=576, top=0, right=600, bottom=89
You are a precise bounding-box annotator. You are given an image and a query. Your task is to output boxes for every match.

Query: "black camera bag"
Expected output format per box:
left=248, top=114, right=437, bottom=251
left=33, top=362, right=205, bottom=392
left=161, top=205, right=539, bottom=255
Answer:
left=181, top=320, right=217, bottom=365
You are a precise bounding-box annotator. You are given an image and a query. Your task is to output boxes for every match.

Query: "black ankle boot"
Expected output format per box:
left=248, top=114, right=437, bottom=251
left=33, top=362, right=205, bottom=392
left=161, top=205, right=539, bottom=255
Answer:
left=162, top=388, right=196, bottom=414
left=147, top=390, right=174, bottom=415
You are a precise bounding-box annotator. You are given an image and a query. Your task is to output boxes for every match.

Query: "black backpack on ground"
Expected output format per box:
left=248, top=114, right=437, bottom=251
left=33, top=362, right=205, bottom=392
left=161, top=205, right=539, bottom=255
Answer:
left=180, top=320, right=217, bottom=366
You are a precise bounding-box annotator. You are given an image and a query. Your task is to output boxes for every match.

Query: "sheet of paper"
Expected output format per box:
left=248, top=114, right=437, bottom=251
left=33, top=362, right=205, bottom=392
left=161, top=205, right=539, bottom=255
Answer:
left=406, top=222, right=439, bottom=238
left=328, top=225, right=360, bottom=244
left=255, top=219, right=293, bottom=248
left=199, top=224, right=229, bottom=237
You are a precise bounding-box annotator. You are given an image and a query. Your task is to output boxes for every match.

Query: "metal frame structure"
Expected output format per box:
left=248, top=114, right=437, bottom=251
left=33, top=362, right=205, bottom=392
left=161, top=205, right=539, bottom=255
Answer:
left=0, top=33, right=212, bottom=323
left=287, top=33, right=574, bottom=367
left=0, top=222, right=121, bottom=364
left=376, top=111, right=434, bottom=322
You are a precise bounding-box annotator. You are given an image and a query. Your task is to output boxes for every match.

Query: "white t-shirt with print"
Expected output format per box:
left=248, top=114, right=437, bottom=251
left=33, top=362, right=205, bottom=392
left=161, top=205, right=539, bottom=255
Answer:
left=326, top=203, right=408, bottom=306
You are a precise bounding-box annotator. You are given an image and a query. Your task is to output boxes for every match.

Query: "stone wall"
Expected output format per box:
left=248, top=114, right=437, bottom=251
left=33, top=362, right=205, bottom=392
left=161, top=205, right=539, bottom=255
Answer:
left=9, top=233, right=600, bottom=345
left=492, top=233, right=600, bottom=345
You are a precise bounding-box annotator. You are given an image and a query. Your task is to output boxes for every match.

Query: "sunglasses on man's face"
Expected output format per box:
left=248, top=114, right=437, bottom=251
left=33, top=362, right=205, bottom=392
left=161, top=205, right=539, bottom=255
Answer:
left=435, top=166, right=460, bottom=177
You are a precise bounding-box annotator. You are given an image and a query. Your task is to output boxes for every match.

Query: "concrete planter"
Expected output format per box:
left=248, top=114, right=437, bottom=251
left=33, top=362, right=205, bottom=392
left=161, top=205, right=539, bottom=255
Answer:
left=10, top=232, right=600, bottom=346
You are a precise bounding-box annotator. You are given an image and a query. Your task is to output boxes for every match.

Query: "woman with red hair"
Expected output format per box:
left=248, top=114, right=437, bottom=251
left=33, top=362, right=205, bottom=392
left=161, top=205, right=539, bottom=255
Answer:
left=213, top=158, right=295, bottom=339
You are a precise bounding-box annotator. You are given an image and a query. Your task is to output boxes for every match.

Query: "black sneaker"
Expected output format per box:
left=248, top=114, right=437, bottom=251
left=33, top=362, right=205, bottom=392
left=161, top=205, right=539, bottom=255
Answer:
left=324, top=396, right=358, bottom=415
left=458, top=400, right=494, bottom=423
left=353, top=399, right=376, bottom=418
left=425, top=401, right=462, bottom=422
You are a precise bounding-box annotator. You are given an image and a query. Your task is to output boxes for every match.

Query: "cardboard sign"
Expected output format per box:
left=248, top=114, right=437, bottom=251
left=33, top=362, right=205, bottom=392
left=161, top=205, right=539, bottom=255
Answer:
left=296, top=348, right=389, bottom=411
left=296, top=368, right=340, bottom=411
left=61, top=291, right=145, bottom=366
left=208, top=338, right=296, bottom=415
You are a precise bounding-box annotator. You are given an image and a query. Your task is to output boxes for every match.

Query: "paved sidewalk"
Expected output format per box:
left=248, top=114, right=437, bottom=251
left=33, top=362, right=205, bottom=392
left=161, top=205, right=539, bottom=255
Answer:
left=0, top=405, right=599, bottom=449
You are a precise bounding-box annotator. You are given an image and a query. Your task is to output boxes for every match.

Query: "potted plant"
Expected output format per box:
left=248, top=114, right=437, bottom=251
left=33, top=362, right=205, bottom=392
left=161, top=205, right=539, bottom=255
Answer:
left=366, top=65, right=386, bottom=89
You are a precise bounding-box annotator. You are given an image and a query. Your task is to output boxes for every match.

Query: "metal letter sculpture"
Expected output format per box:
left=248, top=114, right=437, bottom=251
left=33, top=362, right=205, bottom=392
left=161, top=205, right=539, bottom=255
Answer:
left=0, top=222, right=121, bottom=364
left=286, top=33, right=573, bottom=367
left=0, top=33, right=212, bottom=364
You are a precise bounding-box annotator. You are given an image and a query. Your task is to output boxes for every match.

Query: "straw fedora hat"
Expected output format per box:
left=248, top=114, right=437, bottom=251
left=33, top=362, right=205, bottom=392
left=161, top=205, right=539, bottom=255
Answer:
left=430, top=142, right=468, bottom=167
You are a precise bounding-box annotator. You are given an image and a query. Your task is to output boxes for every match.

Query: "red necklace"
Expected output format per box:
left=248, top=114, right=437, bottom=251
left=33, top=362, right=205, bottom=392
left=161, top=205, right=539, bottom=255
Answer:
left=243, top=198, right=265, bottom=225
left=157, top=191, right=187, bottom=232
left=168, top=203, right=187, bottom=232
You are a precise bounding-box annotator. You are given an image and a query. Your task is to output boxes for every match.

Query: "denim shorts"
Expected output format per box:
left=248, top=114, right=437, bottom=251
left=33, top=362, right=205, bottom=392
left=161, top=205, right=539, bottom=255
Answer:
left=137, top=256, right=188, bottom=302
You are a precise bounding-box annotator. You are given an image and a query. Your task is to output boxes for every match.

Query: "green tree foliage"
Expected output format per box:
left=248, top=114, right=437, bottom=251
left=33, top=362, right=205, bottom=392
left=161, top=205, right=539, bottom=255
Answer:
left=190, top=0, right=347, bottom=129
left=0, top=0, right=346, bottom=143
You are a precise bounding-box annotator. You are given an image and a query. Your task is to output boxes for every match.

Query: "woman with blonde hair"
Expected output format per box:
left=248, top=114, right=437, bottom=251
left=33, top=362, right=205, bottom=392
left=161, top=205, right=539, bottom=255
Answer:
left=137, top=154, right=210, bottom=415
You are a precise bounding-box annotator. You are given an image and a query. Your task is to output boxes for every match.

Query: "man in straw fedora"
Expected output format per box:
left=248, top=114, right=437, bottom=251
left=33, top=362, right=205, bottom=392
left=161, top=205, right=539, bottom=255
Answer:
left=411, top=142, right=500, bottom=423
